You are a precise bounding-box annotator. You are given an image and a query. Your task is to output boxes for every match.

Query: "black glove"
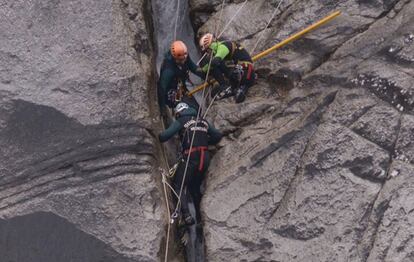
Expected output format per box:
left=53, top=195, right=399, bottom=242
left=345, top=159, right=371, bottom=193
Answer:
left=166, top=89, right=177, bottom=108
left=195, top=68, right=206, bottom=79
left=230, top=64, right=243, bottom=82
left=211, top=57, right=222, bottom=68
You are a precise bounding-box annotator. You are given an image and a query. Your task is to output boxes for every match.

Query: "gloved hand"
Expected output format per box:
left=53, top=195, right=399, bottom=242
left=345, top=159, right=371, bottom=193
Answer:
left=166, top=89, right=177, bottom=108
left=195, top=68, right=207, bottom=79
left=211, top=57, right=222, bottom=68
left=230, top=64, right=243, bottom=82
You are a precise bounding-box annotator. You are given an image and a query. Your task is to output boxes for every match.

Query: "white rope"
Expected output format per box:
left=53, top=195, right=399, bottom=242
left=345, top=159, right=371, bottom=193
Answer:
left=160, top=169, right=172, bottom=262
left=250, top=0, right=284, bottom=54
left=217, top=0, right=248, bottom=38
left=201, top=0, right=284, bottom=119
left=159, top=119, right=173, bottom=262
left=203, top=92, right=219, bottom=118
left=196, top=53, right=207, bottom=66
left=214, top=0, right=226, bottom=37
left=196, top=0, right=225, bottom=66
left=173, top=0, right=181, bottom=40
left=162, top=0, right=231, bottom=257
left=162, top=174, right=180, bottom=199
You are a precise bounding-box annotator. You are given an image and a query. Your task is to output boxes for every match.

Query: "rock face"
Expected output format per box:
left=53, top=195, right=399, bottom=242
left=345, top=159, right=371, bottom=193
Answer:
left=189, top=0, right=414, bottom=261
left=1, top=0, right=413, bottom=261
left=0, top=0, right=164, bottom=261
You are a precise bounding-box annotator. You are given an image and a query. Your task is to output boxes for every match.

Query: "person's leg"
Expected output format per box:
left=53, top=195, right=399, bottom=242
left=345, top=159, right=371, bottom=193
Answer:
left=189, top=152, right=210, bottom=223
left=181, top=95, right=200, bottom=112
left=235, top=64, right=255, bottom=103
left=172, top=161, right=191, bottom=219
left=211, top=67, right=227, bottom=87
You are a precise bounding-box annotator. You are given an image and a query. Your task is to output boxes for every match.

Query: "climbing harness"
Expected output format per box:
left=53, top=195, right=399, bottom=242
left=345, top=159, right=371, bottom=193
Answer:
left=183, top=146, right=208, bottom=171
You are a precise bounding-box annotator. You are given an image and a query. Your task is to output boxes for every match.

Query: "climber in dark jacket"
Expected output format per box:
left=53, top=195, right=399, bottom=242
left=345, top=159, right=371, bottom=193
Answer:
left=159, top=102, right=223, bottom=225
left=199, top=33, right=256, bottom=103
left=158, top=40, right=205, bottom=114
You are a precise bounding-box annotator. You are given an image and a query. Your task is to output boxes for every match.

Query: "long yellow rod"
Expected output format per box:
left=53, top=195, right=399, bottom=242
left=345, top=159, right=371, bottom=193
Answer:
left=188, top=11, right=341, bottom=96
left=252, top=11, right=341, bottom=61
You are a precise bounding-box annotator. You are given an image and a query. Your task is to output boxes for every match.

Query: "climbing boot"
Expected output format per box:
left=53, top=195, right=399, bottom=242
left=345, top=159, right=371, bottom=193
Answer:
left=216, top=86, right=235, bottom=100
left=234, top=85, right=248, bottom=103
left=183, top=213, right=195, bottom=226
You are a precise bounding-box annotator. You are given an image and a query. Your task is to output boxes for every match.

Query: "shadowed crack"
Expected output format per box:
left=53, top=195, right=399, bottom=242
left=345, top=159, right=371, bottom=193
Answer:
left=250, top=129, right=302, bottom=168
left=346, top=103, right=378, bottom=128
left=239, top=238, right=274, bottom=251
left=0, top=212, right=136, bottom=262
left=358, top=113, right=403, bottom=261
left=360, top=197, right=391, bottom=262
left=251, top=91, right=337, bottom=168
left=273, top=223, right=325, bottom=241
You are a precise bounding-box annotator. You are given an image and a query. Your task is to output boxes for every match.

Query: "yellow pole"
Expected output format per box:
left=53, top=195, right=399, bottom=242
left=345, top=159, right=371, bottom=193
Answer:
left=252, top=11, right=341, bottom=61
left=188, top=11, right=341, bottom=96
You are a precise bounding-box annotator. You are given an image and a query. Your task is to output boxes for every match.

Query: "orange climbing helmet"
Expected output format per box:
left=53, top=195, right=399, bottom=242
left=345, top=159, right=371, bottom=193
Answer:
left=170, top=40, right=188, bottom=62
left=199, top=33, right=214, bottom=51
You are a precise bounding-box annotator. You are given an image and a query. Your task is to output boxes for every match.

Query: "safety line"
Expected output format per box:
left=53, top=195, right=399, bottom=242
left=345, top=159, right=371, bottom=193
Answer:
left=250, top=0, right=284, bottom=54
left=217, top=0, right=248, bottom=38
left=173, top=0, right=181, bottom=40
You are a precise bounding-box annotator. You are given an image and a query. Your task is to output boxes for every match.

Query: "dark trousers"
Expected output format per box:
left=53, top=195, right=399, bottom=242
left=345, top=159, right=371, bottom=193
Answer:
left=173, top=151, right=210, bottom=222
left=211, top=61, right=255, bottom=91
left=210, top=60, right=233, bottom=87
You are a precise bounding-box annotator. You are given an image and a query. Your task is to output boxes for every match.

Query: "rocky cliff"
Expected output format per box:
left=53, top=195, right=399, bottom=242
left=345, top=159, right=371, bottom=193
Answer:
left=189, top=0, right=414, bottom=261
left=0, top=0, right=413, bottom=261
left=0, top=0, right=164, bottom=261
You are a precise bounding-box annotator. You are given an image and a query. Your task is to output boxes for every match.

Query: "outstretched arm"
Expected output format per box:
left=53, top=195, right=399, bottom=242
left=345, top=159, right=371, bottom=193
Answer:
left=202, top=42, right=230, bottom=72
left=188, top=56, right=206, bottom=79
left=158, top=69, right=175, bottom=108
left=159, top=120, right=182, bottom=142
left=207, top=123, right=223, bottom=145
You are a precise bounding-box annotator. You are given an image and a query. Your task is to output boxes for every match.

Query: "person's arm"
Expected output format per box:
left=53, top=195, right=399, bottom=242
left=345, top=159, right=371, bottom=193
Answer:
left=159, top=120, right=182, bottom=142
left=202, top=42, right=230, bottom=72
left=207, top=122, right=223, bottom=145
left=214, top=43, right=230, bottom=60
left=158, top=69, right=175, bottom=108
left=187, top=56, right=206, bottom=79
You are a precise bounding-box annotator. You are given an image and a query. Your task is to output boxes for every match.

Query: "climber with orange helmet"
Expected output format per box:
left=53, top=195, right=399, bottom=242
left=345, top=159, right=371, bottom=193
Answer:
left=199, top=33, right=256, bottom=103
left=158, top=41, right=205, bottom=115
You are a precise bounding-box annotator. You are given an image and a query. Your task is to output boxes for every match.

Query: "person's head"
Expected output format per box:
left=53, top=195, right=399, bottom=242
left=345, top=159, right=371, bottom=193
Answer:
left=170, top=41, right=188, bottom=64
left=174, top=102, right=189, bottom=117
left=199, top=33, right=214, bottom=52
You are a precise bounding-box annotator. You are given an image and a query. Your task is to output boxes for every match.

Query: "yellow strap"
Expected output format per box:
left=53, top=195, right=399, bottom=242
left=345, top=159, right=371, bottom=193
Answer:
left=238, top=60, right=252, bottom=65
